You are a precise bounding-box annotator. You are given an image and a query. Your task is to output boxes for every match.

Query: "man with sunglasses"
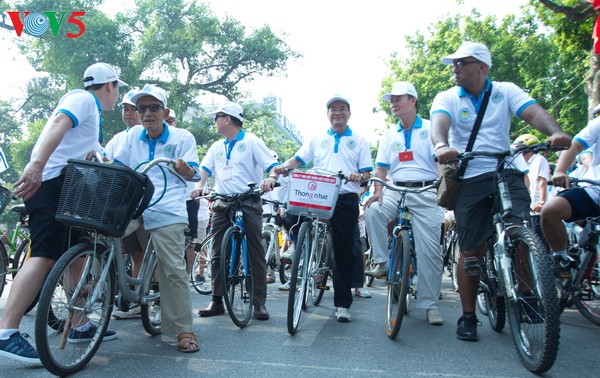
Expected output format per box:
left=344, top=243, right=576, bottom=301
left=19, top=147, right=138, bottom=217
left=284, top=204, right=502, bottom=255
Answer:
left=192, top=101, right=279, bottom=321
left=112, top=84, right=201, bottom=353
left=431, top=41, right=571, bottom=342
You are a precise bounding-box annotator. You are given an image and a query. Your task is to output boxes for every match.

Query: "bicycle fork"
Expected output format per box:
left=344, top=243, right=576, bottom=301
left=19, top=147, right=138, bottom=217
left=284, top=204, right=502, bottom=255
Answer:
left=493, top=219, right=517, bottom=300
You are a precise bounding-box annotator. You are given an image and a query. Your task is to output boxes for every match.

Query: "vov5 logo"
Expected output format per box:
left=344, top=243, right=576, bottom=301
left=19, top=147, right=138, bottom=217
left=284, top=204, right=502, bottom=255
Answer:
left=6, top=11, right=86, bottom=38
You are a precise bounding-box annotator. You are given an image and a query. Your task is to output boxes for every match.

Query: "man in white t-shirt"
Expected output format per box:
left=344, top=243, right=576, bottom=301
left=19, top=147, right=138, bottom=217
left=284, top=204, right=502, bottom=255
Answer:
left=0, top=63, right=126, bottom=363
left=431, top=42, right=571, bottom=342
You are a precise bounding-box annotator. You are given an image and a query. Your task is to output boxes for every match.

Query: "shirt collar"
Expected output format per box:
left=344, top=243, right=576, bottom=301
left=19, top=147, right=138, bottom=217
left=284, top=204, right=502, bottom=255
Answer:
left=89, top=92, right=102, bottom=114
left=458, top=78, right=491, bottom=98
left=396, top=116, right=423, bottom=132
left=327, top=126, right=353, bottom=136
left=224, top=129, right=246, bottom=144
left=140, top=122, right=170, bottom=143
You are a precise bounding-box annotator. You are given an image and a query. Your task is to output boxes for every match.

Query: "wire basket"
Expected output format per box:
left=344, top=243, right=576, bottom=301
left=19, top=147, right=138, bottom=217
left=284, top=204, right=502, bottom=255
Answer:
left=0, top=185, right=12, bottom=214
left=56, top=159, right=151, bottom=237
left=286, top=171, right=341, bottom=219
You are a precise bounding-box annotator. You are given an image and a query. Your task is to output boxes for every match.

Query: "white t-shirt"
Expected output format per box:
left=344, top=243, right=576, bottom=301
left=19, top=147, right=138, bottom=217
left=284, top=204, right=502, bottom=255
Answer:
left=112, top=124, right=200, bottom=230
left=105, top=128, right=132, bottom=159
left=526, top=153, right=550, bottom=210
left=431, top=80, right=536, bottom=179
left=31, top=89, right=101, bottom=181
left=294, top=126, right=373, bottom=194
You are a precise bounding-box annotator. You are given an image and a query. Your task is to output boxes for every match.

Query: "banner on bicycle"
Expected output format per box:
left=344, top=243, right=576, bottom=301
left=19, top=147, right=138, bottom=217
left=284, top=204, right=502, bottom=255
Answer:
left=287, top=171, right=341, bottom=219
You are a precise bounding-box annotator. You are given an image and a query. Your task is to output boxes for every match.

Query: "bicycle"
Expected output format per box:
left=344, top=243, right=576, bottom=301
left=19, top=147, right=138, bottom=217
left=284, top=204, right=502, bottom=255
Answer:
left=451, top=143, right=560, bottom=374
left=190, top=231, right=214, bottom=295
left=285, top=168, right=341, bottom=335
left=262, top=198, right=290, bottom=285
left=33, top=157, right=186, bottom=376
left=361, top=177, right=437, bottom=339
left=555, top=177, right=600, bottom=327
left=442, top=215, right=460, bottom=292
left=203, top=183, right=272, bottom=328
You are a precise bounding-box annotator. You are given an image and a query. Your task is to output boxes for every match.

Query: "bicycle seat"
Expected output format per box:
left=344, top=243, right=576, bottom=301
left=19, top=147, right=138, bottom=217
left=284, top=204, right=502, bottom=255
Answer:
left=11, top=204, right=28, bottom=216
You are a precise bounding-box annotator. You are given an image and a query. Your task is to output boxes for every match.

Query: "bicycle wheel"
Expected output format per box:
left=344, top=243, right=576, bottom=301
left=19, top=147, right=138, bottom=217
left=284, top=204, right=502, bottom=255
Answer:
left=450, top=233, right=460, bottom=292
left=221, top=226, right=253, bottom=328
left=0, top=242, right=7, bottom=298
left=479, top=238, right=505, bottom=331
left=386, top=229, right=410, bottom=339
left=504, top=227, right=559, bottom=374
left=287, top=221, right=310, bottom=335
left=35, top=241, right=116, bottom=376
left=141, top=255, right=161, bottom=336
left=572, top=252, right=600, bottom=326
left=364, top=248, right=375, bottom=287
left=311, top=229, right=331, bottom=306
left=191, top=235, right=213, bottom=295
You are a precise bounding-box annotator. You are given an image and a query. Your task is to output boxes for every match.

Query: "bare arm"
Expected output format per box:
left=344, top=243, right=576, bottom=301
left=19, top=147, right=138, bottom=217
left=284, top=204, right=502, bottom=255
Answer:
left=553, top=140, right=585, bottom=189
left=364, top=166, right=388, bottom=208
left=431, top=112, right=458, bottom=164
left=519, top=104, right=571, bottom=148
left=191, top=169, right=210, bottom=199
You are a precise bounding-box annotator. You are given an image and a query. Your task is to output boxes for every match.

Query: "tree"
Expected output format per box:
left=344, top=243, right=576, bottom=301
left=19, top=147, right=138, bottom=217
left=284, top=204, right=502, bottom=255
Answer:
left=381, top=8, right=587, bottom=140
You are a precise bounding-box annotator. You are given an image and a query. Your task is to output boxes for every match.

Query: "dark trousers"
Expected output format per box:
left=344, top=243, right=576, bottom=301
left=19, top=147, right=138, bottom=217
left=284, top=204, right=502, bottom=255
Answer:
left=351, top=221, right=364, bottom=288
left=330, top=194, right=359, bottom=308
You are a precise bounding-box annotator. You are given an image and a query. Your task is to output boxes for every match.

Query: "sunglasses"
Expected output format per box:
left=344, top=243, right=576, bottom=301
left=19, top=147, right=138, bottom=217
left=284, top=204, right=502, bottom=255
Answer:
left=137, top=104, right=164, bottom=113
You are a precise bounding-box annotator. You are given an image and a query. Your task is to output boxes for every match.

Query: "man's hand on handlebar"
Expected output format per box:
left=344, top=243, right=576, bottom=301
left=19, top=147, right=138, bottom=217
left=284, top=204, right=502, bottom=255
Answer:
left=435, top=146, right=459, bottom=165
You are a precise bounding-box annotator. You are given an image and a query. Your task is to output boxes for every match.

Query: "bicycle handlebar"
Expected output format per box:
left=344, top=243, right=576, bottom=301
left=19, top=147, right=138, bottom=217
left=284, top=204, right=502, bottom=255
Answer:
left=569, top=177, right=600, bottom=187
left=445, top=142, right=566, bottom=164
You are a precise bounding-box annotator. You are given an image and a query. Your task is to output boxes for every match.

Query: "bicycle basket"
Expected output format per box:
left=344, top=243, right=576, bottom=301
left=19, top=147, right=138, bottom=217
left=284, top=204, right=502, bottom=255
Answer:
left=286, top=171, right=341, bottom=219
left=0, top=185, right=12, bottom=214
left=56, top=159, right=153, bottom=237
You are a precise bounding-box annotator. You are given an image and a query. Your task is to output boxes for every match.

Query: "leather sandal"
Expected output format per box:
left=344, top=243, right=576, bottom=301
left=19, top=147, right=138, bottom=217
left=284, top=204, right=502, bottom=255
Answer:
left=177, top=332, right=200, bottom=353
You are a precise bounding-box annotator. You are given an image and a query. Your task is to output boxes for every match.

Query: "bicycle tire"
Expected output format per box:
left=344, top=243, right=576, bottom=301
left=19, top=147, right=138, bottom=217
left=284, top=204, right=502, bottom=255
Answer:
left=287, top=221, right=310, bottom=335
left=450, top=234, right=460, bottom=292
left=278, top=258, right=290, bottom=285
left=262, top=230, right=286, bottom=285
left=481, top=238, right=505, bottom=331
left=221, top=226, right=253, bottom=328
left=35, top=241, right=116, bottom=376
left=0, top=241, right=7, bottom=298
left=191, top=235, right=213, bottom=295
left=364, top=248, right=375, bottom=287
left=311, top=228, right=331, bottom=306
left=504, top=227, right=559, bottom=374
left=386, top=229, right=410, bottom=339
left=140, top=255, right=161, bottom=335
left=572, top=252, right=600, bottom=326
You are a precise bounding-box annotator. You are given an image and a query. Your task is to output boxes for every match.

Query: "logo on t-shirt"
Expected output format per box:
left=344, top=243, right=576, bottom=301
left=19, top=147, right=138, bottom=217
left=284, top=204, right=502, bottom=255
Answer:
left=163, top=145, right=176, bottom=159
left=237, top=142, right=247, bottom=153
left=321, top=140, right=332, bottom=150
left=346, top=140, right=356, bottom=150
left=216, top=151, right=225, bottom=162
left=458, top=108, right=473, bottom=122
left=419, top=129, right=429, bottom=139
left=392, top=142, right=403, bottom=152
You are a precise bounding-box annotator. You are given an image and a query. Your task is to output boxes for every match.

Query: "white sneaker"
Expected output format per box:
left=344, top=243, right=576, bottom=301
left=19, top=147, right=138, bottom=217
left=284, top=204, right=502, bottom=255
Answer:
left=278, top=281, right=290, bottom=291
left=280, top=245, right=295, bottom=264
left=426, top=309, right=444, bottom=325
left=354, top=288, right=372, bottom=298
left=112, top=305, right=142, bottom=319
left=365, top=262, right=388, bottom=277
left=335, top=307, right=351, bottom=322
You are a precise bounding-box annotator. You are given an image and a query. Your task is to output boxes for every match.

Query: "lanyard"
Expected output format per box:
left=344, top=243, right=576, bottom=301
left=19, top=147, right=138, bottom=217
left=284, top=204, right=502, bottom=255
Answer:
left=224, top=140, right=237, bottom=165
left=402, top=126, right=413, bottom=151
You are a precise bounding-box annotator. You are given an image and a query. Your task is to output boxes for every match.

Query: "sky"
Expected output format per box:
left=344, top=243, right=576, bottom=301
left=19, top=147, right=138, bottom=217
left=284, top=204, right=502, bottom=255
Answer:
left=0, top=0, right=530, bottom=143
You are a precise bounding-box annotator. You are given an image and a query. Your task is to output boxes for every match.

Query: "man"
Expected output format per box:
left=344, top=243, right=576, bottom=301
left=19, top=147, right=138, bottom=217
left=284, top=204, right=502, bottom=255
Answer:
left=541, top=108, right=600, bottom=276
left=364, top=82, right=445, bottom=325
left=192, top=101, right=278, bottom=321
left=0, top=63, right=126, bottom=363
left=165, top=108, right=177, bottom=127
left=274, top=94, right=372, bottom=322
left=431, top=42, right=571, bottom=341
left=112, top=83, right=200, bottom=353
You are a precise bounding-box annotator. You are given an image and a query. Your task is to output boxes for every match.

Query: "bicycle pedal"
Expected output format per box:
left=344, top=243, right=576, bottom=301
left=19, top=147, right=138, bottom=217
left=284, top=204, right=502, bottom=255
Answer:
left=317, top=285, right=330, bottom=290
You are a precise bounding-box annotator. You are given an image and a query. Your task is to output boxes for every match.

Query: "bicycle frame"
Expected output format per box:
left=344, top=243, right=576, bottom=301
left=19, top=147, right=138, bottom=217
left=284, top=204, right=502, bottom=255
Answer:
left=228, top=207, right=250, bottom=280
left=388, top=195, right=417, bottom=284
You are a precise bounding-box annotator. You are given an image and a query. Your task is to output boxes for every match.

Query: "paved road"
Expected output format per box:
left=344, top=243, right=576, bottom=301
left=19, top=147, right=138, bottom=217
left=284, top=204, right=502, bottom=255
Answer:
left=0, top=273, right=598, bottom=377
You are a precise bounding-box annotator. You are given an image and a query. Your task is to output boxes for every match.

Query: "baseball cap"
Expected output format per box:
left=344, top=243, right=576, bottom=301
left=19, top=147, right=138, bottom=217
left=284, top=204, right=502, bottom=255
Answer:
left=208, top=101, right=245, bottom=122
left=166, top=109, right=176, bottom=120
left=119, top=89, right=137, bottom=106
left=83, top=63, right=127, bottom=88
left=326, top=94, right=350, bottom=109
left=441, top=41, right=493, bottom=68
left=131, top=84, right=168, bottom=107
left=382, top=82, right=418, bottom=101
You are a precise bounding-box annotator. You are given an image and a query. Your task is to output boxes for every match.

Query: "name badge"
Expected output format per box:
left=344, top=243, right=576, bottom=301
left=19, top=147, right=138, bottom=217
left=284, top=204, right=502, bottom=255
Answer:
left=222, top=165, right=233, bottom=181
left=399, top=151, right=414, bottom=162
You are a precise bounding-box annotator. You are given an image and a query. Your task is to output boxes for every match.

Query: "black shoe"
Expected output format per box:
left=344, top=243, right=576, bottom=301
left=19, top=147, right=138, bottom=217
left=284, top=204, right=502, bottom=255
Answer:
left=456, top=315, right=479, bottom=341
left=519, top=293, right=544, bottom=324
left=553, top=255, right=577, bottom=277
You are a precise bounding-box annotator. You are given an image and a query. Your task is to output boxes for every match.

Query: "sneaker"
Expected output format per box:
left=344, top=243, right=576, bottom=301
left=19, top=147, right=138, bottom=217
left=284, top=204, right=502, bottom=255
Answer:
left=194, top=274, right=205, bottom=284
left=68, top=324, right=117, bottom=344
left=519, top=293, right=543, bottom=324
left=365, top=262, right=388, bottom=277
left=427, top=309, right=444, bottom=325
left=280, top=245, right=295, bottom=264
left=278, top=281, right=290, bottom=291
left=266, top=275, right=276, bottom=284
left=148, top=304, right=161, bottom=326
left=456, top=315, right=479, bottom=341
left=0, top=332, right=40, bottom=364
left=335, top=307, right=352, bottom=322
left=112, top=305, right=142, bottom=319
left=354, top=287, right=372, bottom=298
left=553, top=254, right=577, bottom=277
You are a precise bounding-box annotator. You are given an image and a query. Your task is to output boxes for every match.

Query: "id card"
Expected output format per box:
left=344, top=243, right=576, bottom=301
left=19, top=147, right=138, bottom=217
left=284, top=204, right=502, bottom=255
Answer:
left=398, top=151, right=414, bottom=162
left=222, top=165, right=233, bottom=181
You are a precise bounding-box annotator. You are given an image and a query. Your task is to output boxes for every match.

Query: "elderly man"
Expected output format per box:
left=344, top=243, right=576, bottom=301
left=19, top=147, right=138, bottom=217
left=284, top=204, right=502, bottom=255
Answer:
left=431, top=41, right=571, bottom=341
left=364, top=82, right=445, bottom=325
left=112, top=84, right=200, bottom=353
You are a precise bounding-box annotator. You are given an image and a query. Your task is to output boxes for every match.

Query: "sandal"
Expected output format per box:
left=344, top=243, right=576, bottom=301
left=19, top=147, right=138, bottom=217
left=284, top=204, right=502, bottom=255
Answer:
left=177, top=332, right=200, bottom=353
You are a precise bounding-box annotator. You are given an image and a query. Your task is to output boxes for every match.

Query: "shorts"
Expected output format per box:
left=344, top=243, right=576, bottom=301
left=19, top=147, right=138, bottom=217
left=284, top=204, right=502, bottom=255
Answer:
left=185, top=199, right=199, bottom=239
left=26, top=174, right=82, bottom=260
left=557, top=188, right=600, bottom=222
left=455, top=171, right=530, bottom=251
left=122, top=222, right=151, bottom=254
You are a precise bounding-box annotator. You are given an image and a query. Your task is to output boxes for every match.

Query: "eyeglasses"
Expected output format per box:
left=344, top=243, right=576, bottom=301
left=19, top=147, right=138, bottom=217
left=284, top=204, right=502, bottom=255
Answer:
left=214, top=114, right=229, bottom=121
left=451, top=60, right=481, bottom=69
left=137, top=104, right=164, bottom=113
left=329, top=106, right=349, bottom=113
left=166, top=119, right=176, bottom=124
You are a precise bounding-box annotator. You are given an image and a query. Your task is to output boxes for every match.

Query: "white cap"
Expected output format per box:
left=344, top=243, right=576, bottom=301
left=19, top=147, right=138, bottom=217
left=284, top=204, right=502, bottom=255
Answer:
left=131, top=84, right=168, bottom=107
left=83, top=63, right=127, bottom=88
left=326, top=94, right=350, bottom=109
left=592, top=103, right=600, bottom=116
left=441, top=41, right=492, bottom=68
left=382, top=82, right=418, bottom=101
left=208, top=101, right=245, bottom=122
left=166, top=108, right=176, bottom=120
left=119, top=88, right=137, bottom=106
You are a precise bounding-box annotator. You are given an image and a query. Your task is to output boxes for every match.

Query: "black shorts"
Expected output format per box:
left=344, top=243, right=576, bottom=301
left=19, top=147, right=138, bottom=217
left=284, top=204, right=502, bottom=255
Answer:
left=185, top=199, right=199, bottom=238
left=26, top=175, right=82, bottom=260
left=121, top=223, right=151, bottom=254
left=557, top=188, right=600, bottom=222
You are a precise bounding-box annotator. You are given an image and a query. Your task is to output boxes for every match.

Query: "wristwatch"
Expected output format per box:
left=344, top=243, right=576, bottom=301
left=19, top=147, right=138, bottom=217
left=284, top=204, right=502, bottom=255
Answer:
left=434, top=142, right=448, bottom=151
